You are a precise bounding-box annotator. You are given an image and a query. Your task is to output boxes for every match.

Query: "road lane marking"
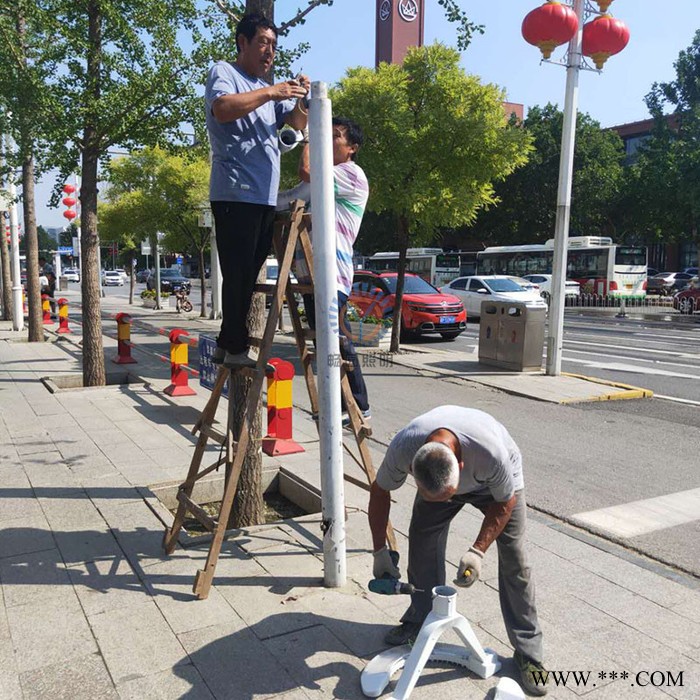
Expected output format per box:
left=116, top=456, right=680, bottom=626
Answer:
left=563, top=351, right=700, bottom=376
left=563, top=339, right=699, bottom=359
left=572, top=488, right=700, bottom=538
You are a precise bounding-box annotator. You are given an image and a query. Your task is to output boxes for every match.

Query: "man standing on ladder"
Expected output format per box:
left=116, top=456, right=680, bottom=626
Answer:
left=295, top=117, right=371, bottom=425
left=205, top=12, right=310, bottom=368
left=368, top=406, right=548, bottom=696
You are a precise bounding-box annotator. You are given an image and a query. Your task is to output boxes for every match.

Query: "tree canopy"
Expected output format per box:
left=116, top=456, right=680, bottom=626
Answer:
left=332, top=43, right=532, bottom=348
left=622, top=30, right=700, bottom=264
left=467, top=104, right=625, bottom=246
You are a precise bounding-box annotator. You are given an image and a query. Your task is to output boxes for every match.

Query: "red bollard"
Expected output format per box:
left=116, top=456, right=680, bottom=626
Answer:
left=56, top=298, right=71, bottom=334
left=41, top=294, right=52, bottom=324
left=164, top=329, right=197, bottom=397
left=112, top=313, right=137, bottom=364
left=262, top=358, right=304, bottom=456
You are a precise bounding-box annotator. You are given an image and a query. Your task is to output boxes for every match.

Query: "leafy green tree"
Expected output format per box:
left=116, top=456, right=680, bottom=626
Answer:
left=0, top=2, right=63, bottom=340
left=102, top=147, right=210, bottom=314
left=35, top=0, right=207, bottom=387
left=467, top=104, right=625, bottom=246
left=21, top=224, right=57, bottom=254
left=333, top=44, right=532, bottom=350
left=624, top=30, right=700, bottom=267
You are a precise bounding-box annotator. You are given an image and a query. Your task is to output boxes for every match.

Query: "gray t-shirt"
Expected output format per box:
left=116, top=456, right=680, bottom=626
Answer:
left=205, top=61, right=296, bottom=206
left=375, top=406, right=523, bottom=502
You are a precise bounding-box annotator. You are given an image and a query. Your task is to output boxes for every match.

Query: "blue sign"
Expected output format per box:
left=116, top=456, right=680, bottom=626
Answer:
left=199, top=335, right=228, bottom=397
left=176, top=256, right=183, bottom=265
left=58, top=246, right=73, bottom=254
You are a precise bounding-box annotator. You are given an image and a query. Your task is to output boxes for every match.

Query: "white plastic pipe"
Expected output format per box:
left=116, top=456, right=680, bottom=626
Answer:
left=5, top=134, right=23, bottom=331
left=546, top=0, right=583, bottom=376
left=309, top=81, right=346, bottom=587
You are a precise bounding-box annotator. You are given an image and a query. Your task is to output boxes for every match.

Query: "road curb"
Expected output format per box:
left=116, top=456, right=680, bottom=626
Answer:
left=560, top=372, right=654, bottom=403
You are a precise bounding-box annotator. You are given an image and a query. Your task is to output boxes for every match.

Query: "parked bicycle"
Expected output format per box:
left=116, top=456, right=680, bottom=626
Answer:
left=174, top=288, right=193, bottom=313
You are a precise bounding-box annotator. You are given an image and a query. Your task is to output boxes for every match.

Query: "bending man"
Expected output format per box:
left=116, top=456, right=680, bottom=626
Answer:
left=368, top=405, right=548, bottom=696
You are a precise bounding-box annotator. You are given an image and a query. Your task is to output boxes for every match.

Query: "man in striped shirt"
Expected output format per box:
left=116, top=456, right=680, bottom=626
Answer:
left=298, top=117, right=371, bottom=422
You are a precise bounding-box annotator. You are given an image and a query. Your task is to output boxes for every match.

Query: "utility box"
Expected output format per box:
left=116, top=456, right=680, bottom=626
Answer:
left=478, top=301, right=546, bottom=372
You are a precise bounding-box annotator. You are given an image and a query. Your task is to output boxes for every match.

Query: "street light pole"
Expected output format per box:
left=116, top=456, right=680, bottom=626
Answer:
left=546, top=0, right=583, bottom=376
left=4, top=133, right=24, bottom=331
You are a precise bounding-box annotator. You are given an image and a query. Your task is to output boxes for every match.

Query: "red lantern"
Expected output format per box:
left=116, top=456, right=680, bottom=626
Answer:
left=63, top=184, right=76, bottom=194
left=522, top=2, right=579, bottom=60
left=63, top=210, right=77, bottom=220
left=62, top=197, right=76, bottom=207
left=582, top=15, right=630, bottom=69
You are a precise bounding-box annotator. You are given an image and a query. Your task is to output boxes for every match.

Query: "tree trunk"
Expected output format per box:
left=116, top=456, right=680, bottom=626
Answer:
left=228, top=266, right=266, bottom=528
left=389, top=216, right=409, bottom=353
left=80, top=1, right=106, bottom=387
left=199, top=247, right=207, bottom=317
left=225, top=0, right=276, bottom=528
left=22, top=154, right=43, bottom=341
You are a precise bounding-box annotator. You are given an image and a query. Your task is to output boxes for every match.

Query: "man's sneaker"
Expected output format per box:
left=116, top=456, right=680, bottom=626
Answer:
left=384, top=621, right=421, bottom=647
left=212, top=347, right=226, bottom=364
left=515, top=651, right=549, bottom=696
left=223, top=351, right=256, bottom=369
left=341, top=408, right=371, bottom=428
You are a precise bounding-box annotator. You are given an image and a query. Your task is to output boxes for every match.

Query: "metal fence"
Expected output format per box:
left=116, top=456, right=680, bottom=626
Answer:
left=564, top=294, right=698, bottom=315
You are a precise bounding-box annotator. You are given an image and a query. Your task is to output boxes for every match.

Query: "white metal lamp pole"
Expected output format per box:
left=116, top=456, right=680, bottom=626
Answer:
left=546, top=0, right=583, bottom=376
left=308, top=81, right=346, bottom=588
left=4, top=134, right=24, bottom=331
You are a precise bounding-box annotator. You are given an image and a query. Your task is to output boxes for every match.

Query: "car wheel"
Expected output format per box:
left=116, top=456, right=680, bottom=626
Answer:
left=440, top=331, right=461, bottom=341
left=400, top=324, right=417, bottom=341
left=678, top=297, right=694, bottom=314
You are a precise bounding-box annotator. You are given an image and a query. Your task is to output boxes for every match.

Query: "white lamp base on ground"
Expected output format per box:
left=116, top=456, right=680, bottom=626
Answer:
left=361, top=585, right=501, bottom=700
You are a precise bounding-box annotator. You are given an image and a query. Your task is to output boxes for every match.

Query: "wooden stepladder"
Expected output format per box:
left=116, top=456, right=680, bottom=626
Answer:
left=163, top=202, right=396, bottom=600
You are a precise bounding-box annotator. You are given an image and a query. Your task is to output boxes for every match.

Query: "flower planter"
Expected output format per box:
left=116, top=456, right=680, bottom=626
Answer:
left=345, top=320, right=392, bottom=348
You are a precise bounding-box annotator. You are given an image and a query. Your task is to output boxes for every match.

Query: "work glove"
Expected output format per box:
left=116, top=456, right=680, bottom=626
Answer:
left=373, top=546, right=401, bottom=579
left=454, top=546, right=485, bottom=588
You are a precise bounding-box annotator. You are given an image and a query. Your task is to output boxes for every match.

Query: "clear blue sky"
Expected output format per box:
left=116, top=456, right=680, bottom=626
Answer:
left=33, top=0, right=700, bottom=229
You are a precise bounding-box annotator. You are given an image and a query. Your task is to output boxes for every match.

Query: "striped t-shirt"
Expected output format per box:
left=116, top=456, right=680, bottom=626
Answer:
left=334, top=161, right=369, bottom=296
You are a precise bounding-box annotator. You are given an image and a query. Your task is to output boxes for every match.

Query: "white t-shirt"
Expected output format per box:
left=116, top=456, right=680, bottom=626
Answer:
left=375, top=406, right=524, bottom=502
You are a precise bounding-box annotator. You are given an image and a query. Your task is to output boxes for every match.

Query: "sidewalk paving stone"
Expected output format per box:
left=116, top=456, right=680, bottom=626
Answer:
left=18, top=652, right=119, bottom=700
left=5, top=593, right=97, bottom=674
left=88, top=599, right=188, bottom=685
left=179, top=622, right=300, bottom=699
left=116, top=663, right=215, bottom=700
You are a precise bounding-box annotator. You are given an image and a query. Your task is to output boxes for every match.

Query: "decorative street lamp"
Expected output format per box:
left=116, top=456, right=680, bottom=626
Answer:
left=521, top=0, right=629, bottom=376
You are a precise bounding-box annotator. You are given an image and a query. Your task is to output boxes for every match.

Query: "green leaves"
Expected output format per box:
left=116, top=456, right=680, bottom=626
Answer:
left=332, top=43, right=532, bottom=249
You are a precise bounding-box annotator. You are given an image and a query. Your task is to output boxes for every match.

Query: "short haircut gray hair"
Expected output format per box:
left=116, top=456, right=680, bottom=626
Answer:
left=412, top=442, right=459, bottom=496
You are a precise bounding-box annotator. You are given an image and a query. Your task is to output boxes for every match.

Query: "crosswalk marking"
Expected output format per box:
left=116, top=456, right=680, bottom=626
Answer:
left=572, top=488, right=700, bottom=538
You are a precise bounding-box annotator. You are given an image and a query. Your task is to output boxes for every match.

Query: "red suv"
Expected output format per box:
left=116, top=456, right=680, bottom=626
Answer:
left=349, top=271, right=467, bottom=340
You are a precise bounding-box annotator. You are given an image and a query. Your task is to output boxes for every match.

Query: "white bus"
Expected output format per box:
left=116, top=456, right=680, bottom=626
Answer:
left=477, top=236, right=647, bottom=298
left=368, top=248, right=460, bottom=287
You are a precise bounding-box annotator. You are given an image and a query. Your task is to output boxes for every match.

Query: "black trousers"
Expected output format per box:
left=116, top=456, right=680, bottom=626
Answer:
left=303, top=291, right=370, bottom=413
left=212, top=201, right=276, bottom=354
left=401, top=490, right=543, bottom=663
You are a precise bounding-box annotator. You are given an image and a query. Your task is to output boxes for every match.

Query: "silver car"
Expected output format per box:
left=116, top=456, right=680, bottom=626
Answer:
left=441, top=275, right=547, bottom=318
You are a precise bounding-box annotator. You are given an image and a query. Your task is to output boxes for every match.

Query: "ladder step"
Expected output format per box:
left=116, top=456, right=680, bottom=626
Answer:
left=176, top=490, right=218, bottom=532
left=199, top=424, right=227, bottom=446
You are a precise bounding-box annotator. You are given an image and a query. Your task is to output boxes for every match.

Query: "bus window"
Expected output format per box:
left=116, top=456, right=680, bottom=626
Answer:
left=615, top=247, right=646, bottom=267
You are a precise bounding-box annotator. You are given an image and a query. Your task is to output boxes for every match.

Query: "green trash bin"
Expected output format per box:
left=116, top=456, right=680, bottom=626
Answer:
left=478, top=301, right=546, bottom=372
